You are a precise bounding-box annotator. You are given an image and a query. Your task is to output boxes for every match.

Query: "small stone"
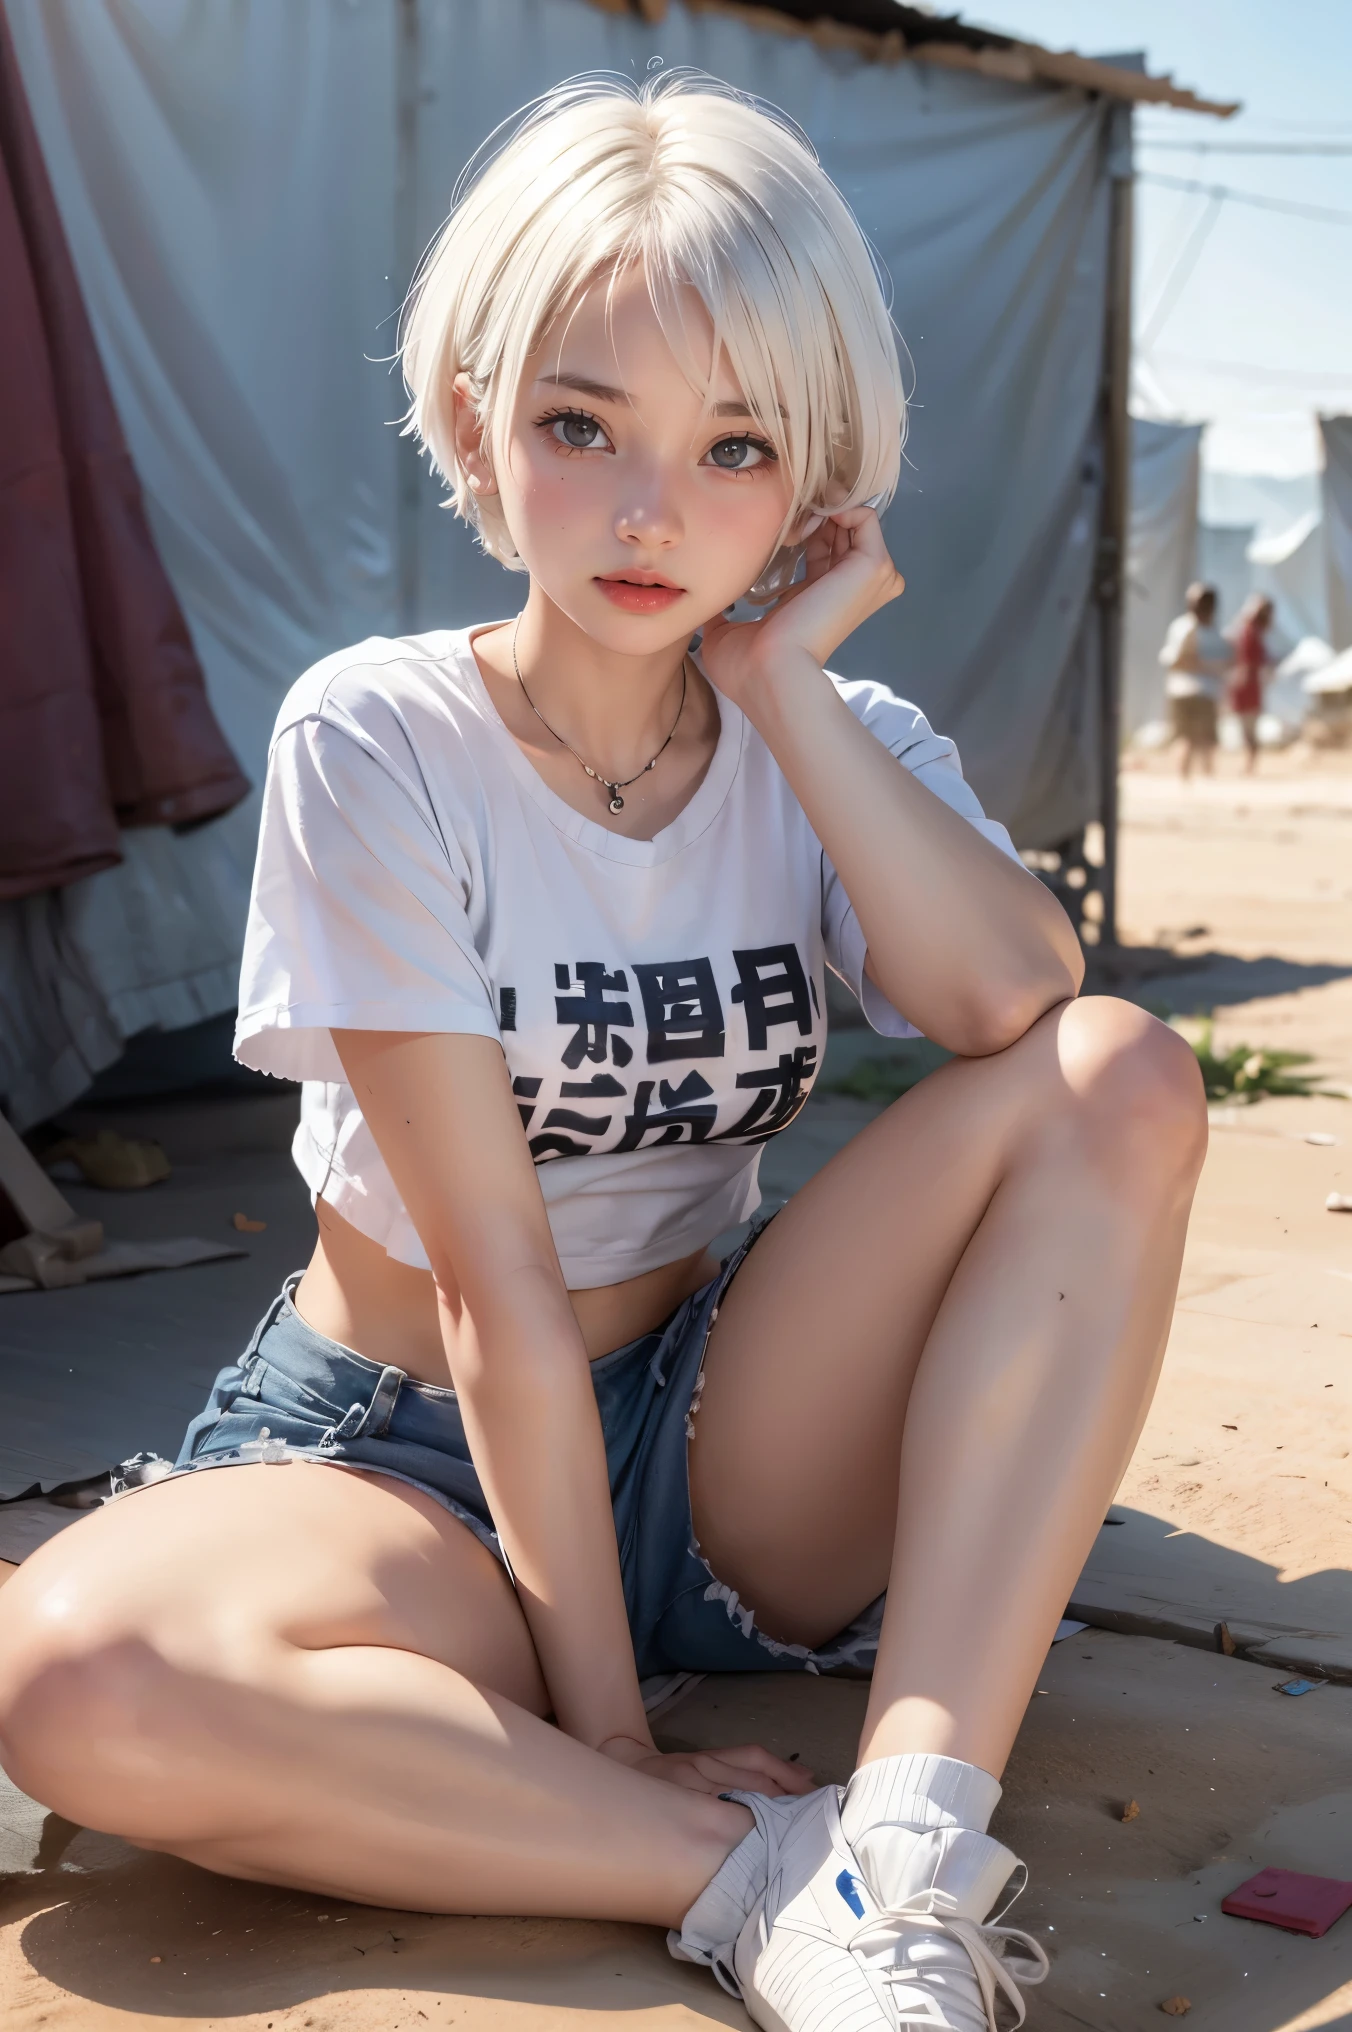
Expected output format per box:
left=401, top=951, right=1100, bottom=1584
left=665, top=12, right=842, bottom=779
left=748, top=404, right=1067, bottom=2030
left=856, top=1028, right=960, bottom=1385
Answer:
left=1121, top=1799, right=1140, bottom=1822
left=149, top=1956, right=162, bottom=1964
left=1159, top=2000, right=1191, bottom=2018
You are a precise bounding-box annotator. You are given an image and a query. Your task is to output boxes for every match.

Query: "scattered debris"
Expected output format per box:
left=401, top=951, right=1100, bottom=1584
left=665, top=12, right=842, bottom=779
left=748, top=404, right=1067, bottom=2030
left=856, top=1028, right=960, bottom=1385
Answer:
left=1158, top=2001, right=1191, bottom=2018
left=1273, top=1677, right=1326, bottom=1697
left=232, top=1211, right=267, bottom=1233
left=1222, top=1867, right=1352, bottom=1938
left=1328, top=1192, right=1352, bottom=1213
left=43, top=1129, right=171, bottom=1190
left=1215, top=1622, right=1236, bottom=1656
left=0, top=1112, right=243, bottom=1294
left=1121, top=1800, right=1140, bottom=1823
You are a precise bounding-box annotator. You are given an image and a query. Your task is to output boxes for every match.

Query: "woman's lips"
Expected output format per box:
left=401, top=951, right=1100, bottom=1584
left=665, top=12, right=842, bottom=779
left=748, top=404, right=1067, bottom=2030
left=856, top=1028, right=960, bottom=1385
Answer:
left=594, top=576, right=686, bottom=613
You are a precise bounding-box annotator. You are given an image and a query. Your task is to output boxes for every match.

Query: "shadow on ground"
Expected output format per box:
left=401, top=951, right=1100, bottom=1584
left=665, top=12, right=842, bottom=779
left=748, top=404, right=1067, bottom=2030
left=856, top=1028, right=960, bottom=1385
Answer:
left=1076, top=1506, right=1352, bottom=1682
left=1086, top=945, right=1352, bottom=1018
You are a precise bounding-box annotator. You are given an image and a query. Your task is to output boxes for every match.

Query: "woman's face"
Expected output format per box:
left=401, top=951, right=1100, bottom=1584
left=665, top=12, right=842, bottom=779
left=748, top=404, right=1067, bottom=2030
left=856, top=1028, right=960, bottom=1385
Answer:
left=466, top=270, right=795, bottom=652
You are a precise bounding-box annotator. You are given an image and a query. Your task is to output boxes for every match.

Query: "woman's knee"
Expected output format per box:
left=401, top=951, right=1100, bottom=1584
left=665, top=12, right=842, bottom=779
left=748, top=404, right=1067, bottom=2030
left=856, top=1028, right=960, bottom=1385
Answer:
left=1043, top=995, right=1208, bottom=1177
left=0, top=1567, right=259, bottom=1840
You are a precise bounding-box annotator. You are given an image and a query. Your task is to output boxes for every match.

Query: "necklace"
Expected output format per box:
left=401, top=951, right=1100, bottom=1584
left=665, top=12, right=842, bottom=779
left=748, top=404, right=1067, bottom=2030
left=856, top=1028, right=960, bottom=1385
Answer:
left=512, top=618, right=687, bottom=814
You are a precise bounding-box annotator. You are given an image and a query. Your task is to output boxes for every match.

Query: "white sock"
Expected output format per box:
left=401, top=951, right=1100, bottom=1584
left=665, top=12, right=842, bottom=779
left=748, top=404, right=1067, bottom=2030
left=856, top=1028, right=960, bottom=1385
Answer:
left=675, top=1814, right=768, bottom=1951
left=841, top=1755, right=1001, bottom=1909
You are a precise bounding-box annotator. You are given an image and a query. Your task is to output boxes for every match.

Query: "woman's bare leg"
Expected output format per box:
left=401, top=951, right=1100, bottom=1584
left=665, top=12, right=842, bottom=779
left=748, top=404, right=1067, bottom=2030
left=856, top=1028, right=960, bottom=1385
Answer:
left=0, top=1462, right=749, bottom=1919
left=690, top=995, right=1207, bottom=1777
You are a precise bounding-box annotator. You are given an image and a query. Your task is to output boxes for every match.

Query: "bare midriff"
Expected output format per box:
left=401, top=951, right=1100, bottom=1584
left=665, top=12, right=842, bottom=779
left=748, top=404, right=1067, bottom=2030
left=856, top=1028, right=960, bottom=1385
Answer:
left=292, top=1197, right=719, bottom=1386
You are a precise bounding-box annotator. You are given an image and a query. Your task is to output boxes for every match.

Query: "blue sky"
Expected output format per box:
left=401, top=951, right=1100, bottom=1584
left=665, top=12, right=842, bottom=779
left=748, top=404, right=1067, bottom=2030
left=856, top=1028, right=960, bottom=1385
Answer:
left=961, top=1, right=1352, bottom=475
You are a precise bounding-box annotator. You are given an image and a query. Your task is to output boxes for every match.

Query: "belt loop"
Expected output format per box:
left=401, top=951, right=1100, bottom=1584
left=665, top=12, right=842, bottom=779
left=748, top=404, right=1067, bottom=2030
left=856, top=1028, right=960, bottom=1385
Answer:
left=240, top=1278, right=296, bottom=1374
left=363, top=1364, right=406, bottom=1438
left=327, top=1364, right=408, bottom=1445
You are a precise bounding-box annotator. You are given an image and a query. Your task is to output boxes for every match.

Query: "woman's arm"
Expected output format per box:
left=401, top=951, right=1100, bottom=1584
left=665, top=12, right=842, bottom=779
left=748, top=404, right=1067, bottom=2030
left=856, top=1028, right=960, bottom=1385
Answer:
left=702, top=511, right=1084, bottom=1057
left=333, top=1029, right=652, bottom=1755
left=751, top=666, right=1081, bottom=1054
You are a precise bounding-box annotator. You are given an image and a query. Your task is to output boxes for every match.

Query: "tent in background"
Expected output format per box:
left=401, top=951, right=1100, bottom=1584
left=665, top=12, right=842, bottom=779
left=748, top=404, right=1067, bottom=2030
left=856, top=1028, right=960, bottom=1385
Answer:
left=1248, top=510, right=1328, bottom=652
left=1, top=0, right=1232, bottom=1122
left=1196, top=523, right=1255, bottom=636
left=1122, top=418, right=1200, bottom=737
left=1322, top=415, right=1352, bottom=652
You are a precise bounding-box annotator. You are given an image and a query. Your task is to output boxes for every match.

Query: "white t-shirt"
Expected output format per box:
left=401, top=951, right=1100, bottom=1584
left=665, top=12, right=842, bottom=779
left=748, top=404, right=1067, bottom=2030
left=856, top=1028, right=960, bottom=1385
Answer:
left=235, top=626, right=1018, bottom=1289
left=1160, top=615, right=1230, bottom=701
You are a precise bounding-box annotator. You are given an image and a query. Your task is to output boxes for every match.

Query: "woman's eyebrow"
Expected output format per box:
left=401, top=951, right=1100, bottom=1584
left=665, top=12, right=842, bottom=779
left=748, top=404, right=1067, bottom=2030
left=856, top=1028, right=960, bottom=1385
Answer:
left=536, top=374, right=628, bottom=404
left=535, top=373, right=758, bottom=421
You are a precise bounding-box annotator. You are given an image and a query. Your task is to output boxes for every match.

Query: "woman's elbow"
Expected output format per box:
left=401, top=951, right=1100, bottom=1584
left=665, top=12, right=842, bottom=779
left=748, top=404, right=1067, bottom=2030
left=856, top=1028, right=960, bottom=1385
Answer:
left=951, top=960, right=1082, bottom=1058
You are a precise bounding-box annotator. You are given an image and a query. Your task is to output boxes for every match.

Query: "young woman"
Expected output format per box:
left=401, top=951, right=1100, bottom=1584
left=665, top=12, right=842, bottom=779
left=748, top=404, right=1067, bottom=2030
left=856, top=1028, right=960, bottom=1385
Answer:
left=0, top=75, right=1206, bottom=2032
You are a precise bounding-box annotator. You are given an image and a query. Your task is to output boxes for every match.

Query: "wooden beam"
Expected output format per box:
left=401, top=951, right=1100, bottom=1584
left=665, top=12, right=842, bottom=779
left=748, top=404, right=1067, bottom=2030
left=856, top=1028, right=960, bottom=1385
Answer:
left=580, top=1, right=1239, bottom=117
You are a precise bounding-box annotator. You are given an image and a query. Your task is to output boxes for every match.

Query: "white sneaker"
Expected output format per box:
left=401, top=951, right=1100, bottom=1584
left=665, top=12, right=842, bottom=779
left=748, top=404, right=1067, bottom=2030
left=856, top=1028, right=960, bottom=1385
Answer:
left=675, top=1784, right=1049, bottom=2032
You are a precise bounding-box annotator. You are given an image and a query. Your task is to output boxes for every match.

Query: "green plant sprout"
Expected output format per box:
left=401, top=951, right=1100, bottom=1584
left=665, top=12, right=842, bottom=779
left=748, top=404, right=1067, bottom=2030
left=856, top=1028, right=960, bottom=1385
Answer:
left=1174, top=1016, right=1344, bottom=1105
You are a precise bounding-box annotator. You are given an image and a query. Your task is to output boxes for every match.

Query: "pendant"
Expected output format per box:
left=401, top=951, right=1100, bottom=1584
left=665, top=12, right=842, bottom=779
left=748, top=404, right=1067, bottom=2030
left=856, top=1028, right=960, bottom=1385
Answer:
left=609, top=794, right=624, bottom=813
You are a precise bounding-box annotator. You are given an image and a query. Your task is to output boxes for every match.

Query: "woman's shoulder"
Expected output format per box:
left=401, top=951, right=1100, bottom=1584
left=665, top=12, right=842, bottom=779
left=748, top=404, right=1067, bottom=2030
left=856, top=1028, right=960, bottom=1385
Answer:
left=270, top=625, right=502, bottom=761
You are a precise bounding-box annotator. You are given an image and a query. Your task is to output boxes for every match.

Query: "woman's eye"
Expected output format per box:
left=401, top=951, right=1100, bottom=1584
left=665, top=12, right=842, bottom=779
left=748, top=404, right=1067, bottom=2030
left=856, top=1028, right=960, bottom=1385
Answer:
left=705, top=436, right=774, bottom=472
left=547, top=411, right=610, bottom=451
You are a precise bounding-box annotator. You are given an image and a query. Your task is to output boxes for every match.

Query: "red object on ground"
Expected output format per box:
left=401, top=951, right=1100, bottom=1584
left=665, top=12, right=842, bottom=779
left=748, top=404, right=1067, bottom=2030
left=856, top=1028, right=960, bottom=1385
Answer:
left=1222, top=1868, right=1352, bottom=1938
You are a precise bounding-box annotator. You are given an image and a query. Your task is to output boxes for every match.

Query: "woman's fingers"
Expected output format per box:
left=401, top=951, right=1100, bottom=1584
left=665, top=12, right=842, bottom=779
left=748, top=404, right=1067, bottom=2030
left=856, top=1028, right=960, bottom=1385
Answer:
left=693, top=1744, right=816, bottom=1793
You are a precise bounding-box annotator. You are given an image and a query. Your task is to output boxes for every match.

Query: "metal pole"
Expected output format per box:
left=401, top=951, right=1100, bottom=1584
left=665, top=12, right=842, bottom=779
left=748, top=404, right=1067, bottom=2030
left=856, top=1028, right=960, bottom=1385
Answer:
left=1096, top=110, right=1134, bottom=948
left=395, top=0, right=422, bottom=636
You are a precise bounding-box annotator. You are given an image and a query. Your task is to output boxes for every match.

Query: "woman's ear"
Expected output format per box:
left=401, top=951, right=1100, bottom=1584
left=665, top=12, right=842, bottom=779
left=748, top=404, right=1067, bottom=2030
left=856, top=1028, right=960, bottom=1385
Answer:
left=452, top=373, right=497, bottom=496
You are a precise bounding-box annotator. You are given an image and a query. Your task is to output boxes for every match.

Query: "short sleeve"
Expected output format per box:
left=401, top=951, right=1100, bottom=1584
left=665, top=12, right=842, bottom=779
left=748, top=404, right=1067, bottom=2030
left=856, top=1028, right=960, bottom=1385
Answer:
left=820, top=678, right=1023, bottom=1040
left=234, top=714, right=500, bottom=1082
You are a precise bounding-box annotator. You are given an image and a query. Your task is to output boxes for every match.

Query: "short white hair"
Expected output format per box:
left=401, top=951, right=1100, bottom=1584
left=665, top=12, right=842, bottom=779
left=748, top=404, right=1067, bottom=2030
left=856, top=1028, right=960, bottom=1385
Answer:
left=400, top=70, right=906, bottom=576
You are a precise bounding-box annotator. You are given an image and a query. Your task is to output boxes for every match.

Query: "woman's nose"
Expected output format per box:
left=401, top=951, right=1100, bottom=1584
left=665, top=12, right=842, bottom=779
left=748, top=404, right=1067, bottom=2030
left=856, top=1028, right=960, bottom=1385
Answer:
left=614, top=471, right=683, bottom=549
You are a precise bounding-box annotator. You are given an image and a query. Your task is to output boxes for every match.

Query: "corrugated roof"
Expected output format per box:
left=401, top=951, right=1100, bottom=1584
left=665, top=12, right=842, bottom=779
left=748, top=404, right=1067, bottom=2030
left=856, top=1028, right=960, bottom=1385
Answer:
left=592, top=0, right=1239, bottom=116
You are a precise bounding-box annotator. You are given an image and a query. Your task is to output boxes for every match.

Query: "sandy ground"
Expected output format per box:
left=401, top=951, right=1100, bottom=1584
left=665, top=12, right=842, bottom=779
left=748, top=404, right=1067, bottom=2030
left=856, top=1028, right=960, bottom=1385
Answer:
left=3, top=749, right=1351, bottom=2028
left=1105, top=754, right=1352, bottom=1642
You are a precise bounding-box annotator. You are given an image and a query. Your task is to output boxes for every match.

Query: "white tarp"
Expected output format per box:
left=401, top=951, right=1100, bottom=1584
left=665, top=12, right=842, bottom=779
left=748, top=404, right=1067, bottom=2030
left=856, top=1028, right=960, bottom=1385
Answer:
left=1195, top=523, right=1254, bottom=635
left=1122, top=418, right=1200, bottom=736
left=4, top=0, right=1127, bottom=1121
left=1248, top=510, right=1327, bottom=651
left=1321, top=415, right=1352, bottom=653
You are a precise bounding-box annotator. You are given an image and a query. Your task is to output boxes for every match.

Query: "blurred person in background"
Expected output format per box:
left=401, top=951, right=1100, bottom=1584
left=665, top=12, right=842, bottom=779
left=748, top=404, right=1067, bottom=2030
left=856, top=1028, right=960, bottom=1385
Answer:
left=1229, top=594, right=1275, bottom=775
left=1159, top=582, right=1231, bottom=781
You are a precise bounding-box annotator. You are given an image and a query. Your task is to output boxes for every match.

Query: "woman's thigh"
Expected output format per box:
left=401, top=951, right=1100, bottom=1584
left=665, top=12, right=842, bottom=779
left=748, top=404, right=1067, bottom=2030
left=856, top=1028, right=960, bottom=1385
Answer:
left=0, top=1457, right=549, bottom=1762
left=688, top=997, right=1184, bottom=1645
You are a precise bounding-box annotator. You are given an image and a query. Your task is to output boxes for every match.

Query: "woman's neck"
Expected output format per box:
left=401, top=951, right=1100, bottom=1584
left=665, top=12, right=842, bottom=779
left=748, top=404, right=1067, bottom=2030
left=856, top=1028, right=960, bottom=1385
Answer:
left=480, top=587, right=694, bottom=780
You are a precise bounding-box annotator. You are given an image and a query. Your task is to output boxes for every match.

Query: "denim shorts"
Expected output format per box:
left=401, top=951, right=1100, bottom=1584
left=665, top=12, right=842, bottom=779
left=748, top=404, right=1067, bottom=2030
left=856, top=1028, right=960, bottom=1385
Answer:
left=140, top=1223, right=882, bottom=1683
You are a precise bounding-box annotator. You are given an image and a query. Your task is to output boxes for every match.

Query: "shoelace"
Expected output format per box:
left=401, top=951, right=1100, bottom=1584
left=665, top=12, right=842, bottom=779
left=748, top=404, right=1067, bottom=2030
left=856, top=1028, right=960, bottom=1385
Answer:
left=849, top=1891, right=1051, bottom=2032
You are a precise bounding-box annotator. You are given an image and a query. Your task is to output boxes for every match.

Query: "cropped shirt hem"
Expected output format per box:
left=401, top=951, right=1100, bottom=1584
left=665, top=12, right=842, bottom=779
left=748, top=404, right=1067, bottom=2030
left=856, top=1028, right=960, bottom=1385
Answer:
left=292, top=1110, right=761, bottom=1288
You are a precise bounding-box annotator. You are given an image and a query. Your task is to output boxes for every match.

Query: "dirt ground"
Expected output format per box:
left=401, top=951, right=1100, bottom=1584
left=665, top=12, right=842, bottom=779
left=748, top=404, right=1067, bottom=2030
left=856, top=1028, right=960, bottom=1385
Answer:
left=1109, top=750, right=1352, bottom=1621
left=2, top=748, right=1350, bottom=2029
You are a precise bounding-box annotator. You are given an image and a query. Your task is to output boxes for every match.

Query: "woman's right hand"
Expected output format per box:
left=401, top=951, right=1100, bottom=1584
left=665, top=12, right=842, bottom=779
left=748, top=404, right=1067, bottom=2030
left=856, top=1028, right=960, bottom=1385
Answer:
left=599, top=1733, right=816, bottom=1798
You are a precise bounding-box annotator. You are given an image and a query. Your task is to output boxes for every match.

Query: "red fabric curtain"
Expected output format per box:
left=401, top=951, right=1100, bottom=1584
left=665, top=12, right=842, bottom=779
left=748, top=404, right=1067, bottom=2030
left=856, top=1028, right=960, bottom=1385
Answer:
left=0, top=12, right=248, bottom=903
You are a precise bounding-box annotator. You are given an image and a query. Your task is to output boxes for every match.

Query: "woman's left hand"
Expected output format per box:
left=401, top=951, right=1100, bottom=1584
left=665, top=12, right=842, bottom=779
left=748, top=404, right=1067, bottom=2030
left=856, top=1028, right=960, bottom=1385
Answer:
left=699, top=507, right=905, bottom=707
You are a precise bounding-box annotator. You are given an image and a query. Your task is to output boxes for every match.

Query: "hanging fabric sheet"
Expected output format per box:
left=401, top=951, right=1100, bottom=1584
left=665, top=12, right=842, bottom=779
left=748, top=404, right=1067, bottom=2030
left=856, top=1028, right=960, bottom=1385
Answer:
left=1121, top=419, right=1201, bottom=736
left=0, top=6, right=247, bottom=901
left=1320, top=416, right=1352, bottom=653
